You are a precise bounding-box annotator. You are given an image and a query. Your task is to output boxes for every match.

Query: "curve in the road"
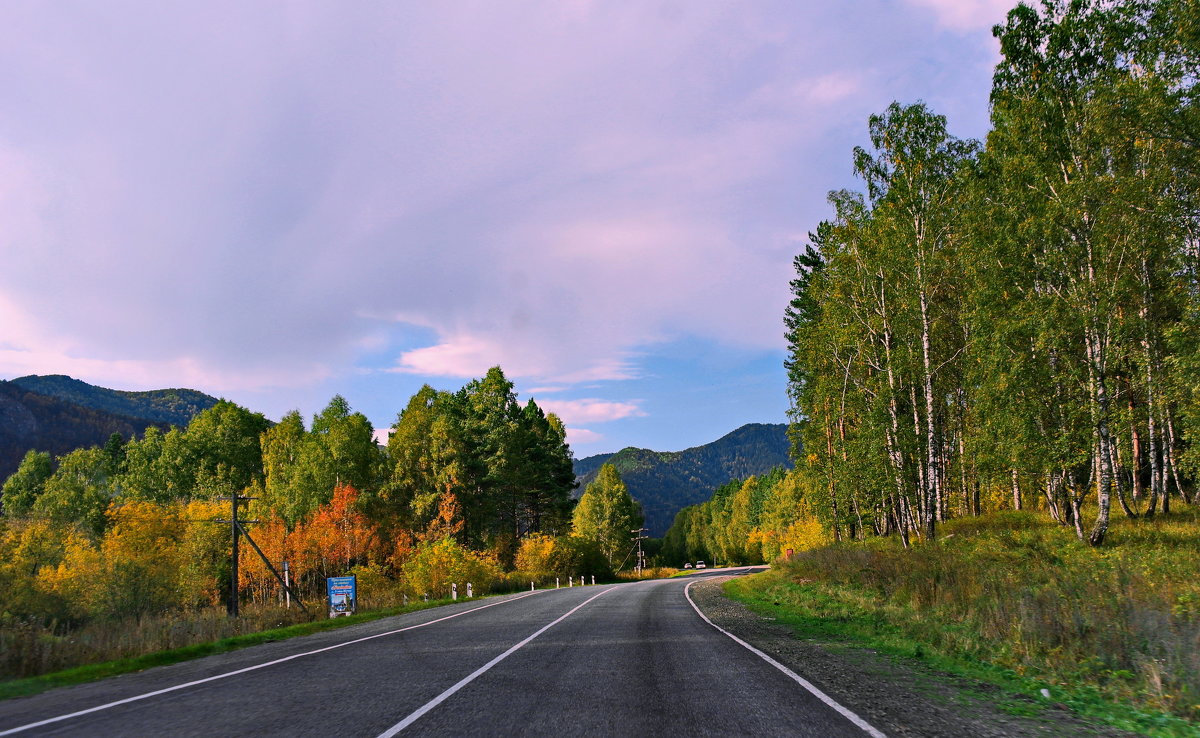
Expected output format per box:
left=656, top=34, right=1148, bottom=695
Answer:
left=0, top=570, right=889, bottom=737
left=684, top=579, right=886, bottom=738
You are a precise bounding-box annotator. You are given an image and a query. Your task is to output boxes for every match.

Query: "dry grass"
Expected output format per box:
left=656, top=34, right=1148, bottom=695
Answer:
left=0, top=603, right=313, bottom=681
left=773, top=506, right=1200, bottom=721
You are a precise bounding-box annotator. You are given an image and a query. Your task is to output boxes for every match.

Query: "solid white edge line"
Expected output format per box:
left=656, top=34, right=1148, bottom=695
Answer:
left=377, top=585, right=617, bottom=737
left=0, top=590, right=545, bottom=737
left=684, top=580, right=888, bottom=738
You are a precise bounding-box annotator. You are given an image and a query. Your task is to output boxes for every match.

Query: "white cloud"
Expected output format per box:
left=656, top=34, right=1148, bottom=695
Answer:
left=536, top=398, right=645, bottom=425
left=526, top=386, right=568, bottom=395
left=566, top=427, right=603, bottom=446
left=393, top=334, right=498, bottom=380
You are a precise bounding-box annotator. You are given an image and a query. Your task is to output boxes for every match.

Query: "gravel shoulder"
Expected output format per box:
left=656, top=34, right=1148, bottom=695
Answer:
left=688, top=575, right=1139, bottom=738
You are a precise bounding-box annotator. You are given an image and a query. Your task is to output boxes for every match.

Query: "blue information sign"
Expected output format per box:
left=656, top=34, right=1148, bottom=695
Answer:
left=327, top=575, right=357, bottom=618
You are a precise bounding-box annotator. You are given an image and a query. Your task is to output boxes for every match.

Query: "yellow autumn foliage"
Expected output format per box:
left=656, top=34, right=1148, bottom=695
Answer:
left=514, top=533, right=556, bottom=580
left=401, top=536, right=501, bottom=598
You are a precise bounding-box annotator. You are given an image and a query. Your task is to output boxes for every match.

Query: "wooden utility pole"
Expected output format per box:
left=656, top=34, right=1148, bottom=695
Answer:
left=632, top=528, right=648, bottom=575
left=216, top=493, right=254, bottom=617
left=217, top=493, right=309, bottom=617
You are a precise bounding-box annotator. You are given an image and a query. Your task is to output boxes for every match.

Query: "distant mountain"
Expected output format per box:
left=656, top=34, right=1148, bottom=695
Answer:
left=0, top=376, right=220, bottom=481
left=10, top=375, right=218, bottom=427
left=573, top=423, right=793, bottom=537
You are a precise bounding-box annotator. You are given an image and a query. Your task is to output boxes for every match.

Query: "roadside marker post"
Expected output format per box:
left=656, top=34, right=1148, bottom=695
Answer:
left=452, top=583, right=457, bottom=601
left=556, top=578, right=560, bottom=589
left=591, top=575, right=595, bottom=585
left=467, top=582, right=473, bottom=598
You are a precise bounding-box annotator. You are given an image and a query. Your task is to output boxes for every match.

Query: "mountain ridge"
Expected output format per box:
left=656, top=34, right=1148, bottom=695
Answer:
left=0, top=375, right=221, bottom=481
left=10, top=374, right=218, bottom=427
left=573, top=423, right=793, bottom=536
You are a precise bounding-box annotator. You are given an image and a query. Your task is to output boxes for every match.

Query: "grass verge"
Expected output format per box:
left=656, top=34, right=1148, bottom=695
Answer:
left=0, top=596, right=458, bottom=702
left=723, top=508, right=1200, bottom=738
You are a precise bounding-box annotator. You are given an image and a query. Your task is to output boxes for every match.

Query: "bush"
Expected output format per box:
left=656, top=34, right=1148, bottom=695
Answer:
left=400, top=537, right=502, bottom=598
left=549, top=536, right=612, bottom=579
left=514, top=533, right=556, bottom=580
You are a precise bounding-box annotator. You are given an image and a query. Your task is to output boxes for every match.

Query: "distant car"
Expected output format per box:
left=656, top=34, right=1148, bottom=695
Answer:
left=683, top=562, right=693, bottom=569
left=695, top=561, right=706, bottom=569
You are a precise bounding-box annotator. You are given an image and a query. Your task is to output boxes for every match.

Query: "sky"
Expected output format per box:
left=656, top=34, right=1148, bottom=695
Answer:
left=0, top=0, right=1016, bottom=458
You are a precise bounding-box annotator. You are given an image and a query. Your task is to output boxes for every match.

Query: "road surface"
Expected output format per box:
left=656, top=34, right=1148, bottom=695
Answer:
left=0, top=569, right=883, bottom=737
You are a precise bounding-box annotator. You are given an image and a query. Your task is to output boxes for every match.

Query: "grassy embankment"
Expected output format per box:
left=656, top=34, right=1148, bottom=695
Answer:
left=724, top=507, right=1200, bottom=737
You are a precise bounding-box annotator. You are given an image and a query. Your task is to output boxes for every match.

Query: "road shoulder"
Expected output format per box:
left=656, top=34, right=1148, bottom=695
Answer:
left=688, top=576, right=1138, bottom=738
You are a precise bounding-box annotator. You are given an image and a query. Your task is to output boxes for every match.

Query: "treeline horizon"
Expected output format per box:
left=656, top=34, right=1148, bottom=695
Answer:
left=0, top=366, right=646, bottom=629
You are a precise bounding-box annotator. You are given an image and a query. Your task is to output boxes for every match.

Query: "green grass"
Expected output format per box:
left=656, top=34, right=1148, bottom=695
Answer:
left=724, top=507, right=1200, bottom=737
left=0, top=596, right=458, bottom=701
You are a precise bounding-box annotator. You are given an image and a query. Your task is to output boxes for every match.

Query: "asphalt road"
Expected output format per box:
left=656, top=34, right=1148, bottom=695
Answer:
left=0, top=569, right=884, bottom=737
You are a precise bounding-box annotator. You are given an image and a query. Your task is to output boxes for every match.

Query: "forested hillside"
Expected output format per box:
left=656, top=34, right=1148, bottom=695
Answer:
left=573, top=423, right=791, bottom=536
left=10, top=375, right=219, bottom=427
left=0, top=381, right=172, bottom=481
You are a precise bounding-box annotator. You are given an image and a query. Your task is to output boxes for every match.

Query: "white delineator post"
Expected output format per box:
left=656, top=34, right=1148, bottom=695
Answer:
left=452, top=583, right=457, bottom=601
left=591, top=575, right=595, bottom=585
left=467, top=582, right=473, bottom=598
left=556, top=578, right=560, bottom=589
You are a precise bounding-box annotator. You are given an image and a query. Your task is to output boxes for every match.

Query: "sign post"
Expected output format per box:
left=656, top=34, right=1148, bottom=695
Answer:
left=327, top=575, right=357, bottom=618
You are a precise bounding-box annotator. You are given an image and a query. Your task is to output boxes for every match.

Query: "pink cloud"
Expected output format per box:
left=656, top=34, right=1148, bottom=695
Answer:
left=393, top=334, right=497, bottom=379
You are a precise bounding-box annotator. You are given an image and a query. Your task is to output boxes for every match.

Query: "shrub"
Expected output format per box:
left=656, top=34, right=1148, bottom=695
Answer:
left=514, top=533, right=556, bottom=581
left=549, top=536, right=612, bottom=579
left=400, top=537, right=501, bottom=598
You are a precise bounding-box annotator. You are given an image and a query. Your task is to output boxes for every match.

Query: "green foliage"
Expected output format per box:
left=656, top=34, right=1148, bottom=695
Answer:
left=33, top=448, right=112, bottom=538
left=547, top=534, right=612, bottom=579
left=571, top=464, right=642, bottom=568
left=784, top=0, right=1200, bottom=549
left=1, top=450, right=53, bottom=517
left=385, top=368, right=576, bottom=556
left=661, top=467, right=802, bottom=566
left=184, top=400, right=271, bottom=496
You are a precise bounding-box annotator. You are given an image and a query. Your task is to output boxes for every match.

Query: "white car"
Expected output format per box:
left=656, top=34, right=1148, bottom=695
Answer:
left=695, top=561, right=706, bottom=569
left=683, top=563, right=693, bottom=569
